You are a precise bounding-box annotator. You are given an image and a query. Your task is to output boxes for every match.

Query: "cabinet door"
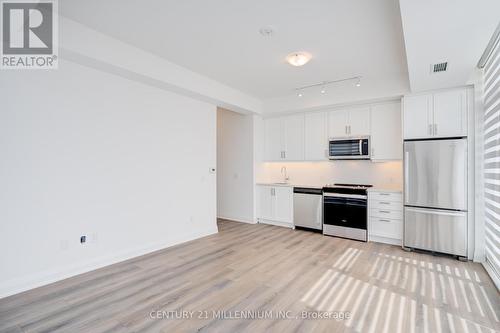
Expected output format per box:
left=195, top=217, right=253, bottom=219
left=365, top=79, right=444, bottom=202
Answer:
left=257, top=186, right=274, bottom=220
left=403, top=94, right=433, bottom=139
left=328, top=110, right=349, bottom=137
left=274, top=186, right=293, bottom=223
left=304, top=112, right=328, bottom=160
left=348, top=107, right=371, bottom=136
left=264, top=117, right=284, bottom=161
left=433, top=89, right=467, bottom=138
left=371, top=103, right=402, bottom=160
left=283, top=114, right=305, bottom=161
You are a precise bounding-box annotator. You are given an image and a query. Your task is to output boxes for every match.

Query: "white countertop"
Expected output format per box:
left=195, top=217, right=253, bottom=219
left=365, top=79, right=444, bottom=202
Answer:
left=256, top=182, right=323, bottom=189
left=257, top=182, right=402, bottom=192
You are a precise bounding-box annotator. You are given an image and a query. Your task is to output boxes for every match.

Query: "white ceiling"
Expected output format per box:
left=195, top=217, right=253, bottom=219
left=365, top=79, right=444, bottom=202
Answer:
left=399, top=0, right=500, bottom=92
left=59, top=0, right=409, bottom=101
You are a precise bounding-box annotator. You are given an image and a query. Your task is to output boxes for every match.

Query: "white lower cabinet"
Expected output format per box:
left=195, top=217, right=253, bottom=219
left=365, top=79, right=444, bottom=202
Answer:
left=257, top=185, right=293, bottom=227
left=368, top=190, right=403, bottom=245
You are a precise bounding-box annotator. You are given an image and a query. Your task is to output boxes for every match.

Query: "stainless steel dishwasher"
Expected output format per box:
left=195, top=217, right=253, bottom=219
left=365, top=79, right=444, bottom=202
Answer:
left=293, top=187, right=323, bottom=230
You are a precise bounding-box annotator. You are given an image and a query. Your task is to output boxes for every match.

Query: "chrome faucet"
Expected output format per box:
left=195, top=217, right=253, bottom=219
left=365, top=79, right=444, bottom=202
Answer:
left=281, top=166, right=289, bottom=183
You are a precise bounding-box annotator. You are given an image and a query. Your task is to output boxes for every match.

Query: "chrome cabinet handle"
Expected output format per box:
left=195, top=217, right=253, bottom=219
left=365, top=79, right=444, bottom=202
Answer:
left=379, top=193, right=390, bottom=196
left=434, top=123, right=437, bottom=136
left=428, top=124, right=433, bottom=135
left=379, top=210, right=391, bottom=213
left=378, top=219, right=391, bottom=223
left=379, top=202, right=390, bottom=205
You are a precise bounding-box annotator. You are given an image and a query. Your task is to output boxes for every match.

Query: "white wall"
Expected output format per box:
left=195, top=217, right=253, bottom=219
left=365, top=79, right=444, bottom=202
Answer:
left=217, top=108, right=255, bottom=223
left=257, top=161, right=403, bottom=189
left=0, top=60, right=218, bottom=298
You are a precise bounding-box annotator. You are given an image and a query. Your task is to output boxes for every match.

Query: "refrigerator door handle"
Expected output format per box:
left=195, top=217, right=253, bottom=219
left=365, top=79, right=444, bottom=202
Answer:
left=404, top=150, right=409, bottom=203
left=405, top=206, right=466, bottom=216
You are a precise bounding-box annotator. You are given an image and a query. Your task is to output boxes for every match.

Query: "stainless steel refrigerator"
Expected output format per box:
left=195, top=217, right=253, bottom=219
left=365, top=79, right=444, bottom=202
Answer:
left=404, top=138, right=468, bottom=257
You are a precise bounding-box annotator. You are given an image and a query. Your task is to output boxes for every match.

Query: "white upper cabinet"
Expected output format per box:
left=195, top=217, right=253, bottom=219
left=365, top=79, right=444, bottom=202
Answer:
left=264, top=114, right=304, bottom=161
left=304, top=112, right=328, bottom=160
left=264, top=117, right=284, bottom=161
left=283, top=114, right=305, bottom=161
left=371, top=103, right=402, bottom=160
left=403, top=88, right=467, bottom=139
left=403, top=94, right=433, bottom=139
left=328, top=107, right=370, bottom=137
left=348, top=107, right=371, bottom=136
left=263, top=101, right=404, bottom=162
left=327, top=109, right=349, bottom=137
left=433, top=89, right=467, bottom=138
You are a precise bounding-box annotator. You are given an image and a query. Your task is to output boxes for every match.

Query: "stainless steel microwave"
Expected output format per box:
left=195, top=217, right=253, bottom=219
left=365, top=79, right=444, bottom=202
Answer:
left=328, top=136, right=370, bottom=160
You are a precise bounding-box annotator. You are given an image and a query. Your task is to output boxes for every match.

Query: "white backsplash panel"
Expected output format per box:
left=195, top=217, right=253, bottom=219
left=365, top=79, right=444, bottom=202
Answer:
left=257, top=160, right=403, bottom=189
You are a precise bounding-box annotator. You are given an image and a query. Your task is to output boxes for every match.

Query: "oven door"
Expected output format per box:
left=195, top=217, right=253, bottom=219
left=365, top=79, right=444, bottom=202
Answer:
left=328, top=137, right=370, bottom=160
left=323, top=194, right=367, bottom=229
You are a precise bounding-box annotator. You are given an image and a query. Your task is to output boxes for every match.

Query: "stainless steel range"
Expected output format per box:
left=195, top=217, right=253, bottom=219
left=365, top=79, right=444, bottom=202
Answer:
left=323, top=183, right=372, bottom=241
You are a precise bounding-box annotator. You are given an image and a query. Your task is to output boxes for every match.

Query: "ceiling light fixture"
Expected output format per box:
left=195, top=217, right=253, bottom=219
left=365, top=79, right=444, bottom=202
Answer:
left=286, top=52, right=312, bottom=67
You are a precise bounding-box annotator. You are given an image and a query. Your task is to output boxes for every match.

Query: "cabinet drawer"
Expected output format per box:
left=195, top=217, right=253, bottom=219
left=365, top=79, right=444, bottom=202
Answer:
left=370, top=208, right=403, bottom=220
left=370, top=217, right=402, bottom=239
left=370, top=200, right=403, bottom=211
left=369, top=192, right=402, bottom=202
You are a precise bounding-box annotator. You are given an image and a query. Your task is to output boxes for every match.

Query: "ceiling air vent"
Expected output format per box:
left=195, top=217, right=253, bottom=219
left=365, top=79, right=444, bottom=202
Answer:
left=432, top=62, right=448, bottom=73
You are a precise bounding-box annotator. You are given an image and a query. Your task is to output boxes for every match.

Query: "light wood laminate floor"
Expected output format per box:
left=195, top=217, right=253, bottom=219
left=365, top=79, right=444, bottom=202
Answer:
left=1, top=220, right=499, bottom=332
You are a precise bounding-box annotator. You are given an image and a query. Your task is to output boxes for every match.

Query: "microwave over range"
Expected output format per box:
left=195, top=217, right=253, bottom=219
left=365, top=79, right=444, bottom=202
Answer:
left=328, top=136, right=370, bottom=160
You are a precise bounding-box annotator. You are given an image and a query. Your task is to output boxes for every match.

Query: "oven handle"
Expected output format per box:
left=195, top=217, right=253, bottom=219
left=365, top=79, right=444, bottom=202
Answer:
left=323, top=193, right=367, bottom=199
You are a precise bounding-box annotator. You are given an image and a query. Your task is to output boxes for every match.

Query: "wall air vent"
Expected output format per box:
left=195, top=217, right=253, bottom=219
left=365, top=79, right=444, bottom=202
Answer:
left=432, top=62, right=448, bottom=73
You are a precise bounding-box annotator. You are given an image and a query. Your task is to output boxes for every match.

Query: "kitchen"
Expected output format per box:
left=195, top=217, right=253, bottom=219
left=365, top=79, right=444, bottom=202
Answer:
left=250, top=87, right=473, bottom=259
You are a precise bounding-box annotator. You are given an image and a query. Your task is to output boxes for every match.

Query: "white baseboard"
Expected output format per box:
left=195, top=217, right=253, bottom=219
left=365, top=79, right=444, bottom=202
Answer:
left=258, top=219, right=293, bottom=229
left=369, top=234, right=402, bottom=246
left=0, top=226, right=218, bottom=299
left=483, top=260, right=500, bottom=291
left=217, top=214, right=256, bottom=224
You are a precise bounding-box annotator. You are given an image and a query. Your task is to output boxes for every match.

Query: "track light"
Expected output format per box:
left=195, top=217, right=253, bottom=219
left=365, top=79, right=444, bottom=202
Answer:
left=294, top=76, right=362, bottom=97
